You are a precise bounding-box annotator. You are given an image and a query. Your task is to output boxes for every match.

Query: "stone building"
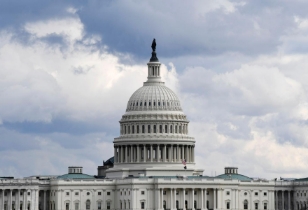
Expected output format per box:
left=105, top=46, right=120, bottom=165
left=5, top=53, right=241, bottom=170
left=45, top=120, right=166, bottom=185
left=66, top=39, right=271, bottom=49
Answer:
left=0, top=43, right=308, bottom=210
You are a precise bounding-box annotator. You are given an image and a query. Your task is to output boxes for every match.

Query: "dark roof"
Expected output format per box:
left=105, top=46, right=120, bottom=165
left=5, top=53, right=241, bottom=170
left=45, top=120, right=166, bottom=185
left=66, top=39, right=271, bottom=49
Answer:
left=294, top=177, right=308, bottom=182
left=216, top=173, right=252, bottom=181
left=104, top=157, right=114, bottom=165
left=57, top=173, right=94, bottom=179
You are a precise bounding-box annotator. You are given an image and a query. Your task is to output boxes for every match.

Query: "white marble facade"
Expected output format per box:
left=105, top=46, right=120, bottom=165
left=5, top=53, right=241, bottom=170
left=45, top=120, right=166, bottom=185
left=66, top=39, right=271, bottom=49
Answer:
left=1, top=47, right=308, bottom=210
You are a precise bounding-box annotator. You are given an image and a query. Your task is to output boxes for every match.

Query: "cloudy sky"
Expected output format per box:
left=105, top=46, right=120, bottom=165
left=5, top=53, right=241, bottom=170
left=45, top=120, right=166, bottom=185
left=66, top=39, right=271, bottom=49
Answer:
left=1, top=0, right=308, bottom=179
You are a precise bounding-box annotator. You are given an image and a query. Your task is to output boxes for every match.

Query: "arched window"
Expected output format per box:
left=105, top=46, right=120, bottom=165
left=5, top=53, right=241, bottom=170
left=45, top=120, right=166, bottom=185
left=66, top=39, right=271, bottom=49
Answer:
left=107, top=201, right=111, bottom=210
left=97, top=202, right=102, bottom=210
left=158, top=101, right=161, bottom=106
left=149, top=101, right=151, bottom=106
left=244, top=200, right=248, bottom=210
left=163, top=201, right=166, bottom=210
left=136, top=102, right=138, bottom=106
left=86, top=200, right=91, bottom=210
left=142, top=125, right=145, bottom=133
left=148, top=125, right=151, bottom=133
left=159, top=125, right=162, bottom=133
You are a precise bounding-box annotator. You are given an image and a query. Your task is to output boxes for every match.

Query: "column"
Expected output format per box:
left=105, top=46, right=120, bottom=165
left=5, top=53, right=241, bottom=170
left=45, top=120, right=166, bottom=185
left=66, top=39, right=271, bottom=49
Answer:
left=18, top=189, right=21, bottom=210
left=24, top=190, right=27, bottom=210
left=185, top=146, right=188, bottom=162
left=161, top=189, right=164, bottom=209
left=114, top=147, right=117, bottom=163
left=157, top=145, right=160, bottom=162
left=183, top=189, right=186, bottom=210
left=182, top=146, right=184, bottom=161
left=231, top=189, right=234, bottom=210
left=143, top=145, right=146, bottom=162
left=43, top=190, right=46, bottom=210
left=201, top=189, right=204, bottom=210
left=174, top=189, right=177, bottom=210
left=192, top=146, right=195, bottom=162
left=1, top=190, right=4, bottom=210
left=171, top=189, right=173, bottom=209
left=9, top=189, right=12, bottom=210
left=170, top=145, right=173, bottom=162
left=192, top=189, right=194, bottom=210
left=214, top=189, right=216, bottom=210
left=282, top=191, right=284, bottom=210
left=137, top=145, right=140, bottom=162
left=177, top=145, right=180, bottom=162
left=163, top=145, right=166, bottom=162
left=205, top=189, right=208, bottom=210
left=275, top=191, right=278, bottom=210
left=125, top=146, right=128, bottom=163
left=287, top=191, right=290, bottom=210
left=118, top=146, right=121, bottom=163
left=150, top=145, right=153, bottom=162
left=131, top=146, right=133, bottom=162
left=35, top=190, right=39, bottom=210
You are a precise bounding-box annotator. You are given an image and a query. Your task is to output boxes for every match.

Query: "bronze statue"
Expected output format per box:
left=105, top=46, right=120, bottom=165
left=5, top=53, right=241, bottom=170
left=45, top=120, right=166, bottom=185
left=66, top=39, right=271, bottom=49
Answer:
left=151, top=39, right=156, bottom=52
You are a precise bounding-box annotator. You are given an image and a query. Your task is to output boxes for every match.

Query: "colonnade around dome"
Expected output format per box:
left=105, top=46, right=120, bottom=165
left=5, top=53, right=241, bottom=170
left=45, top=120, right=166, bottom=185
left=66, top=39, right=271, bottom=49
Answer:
left=113, top=144, right=195, bottom=164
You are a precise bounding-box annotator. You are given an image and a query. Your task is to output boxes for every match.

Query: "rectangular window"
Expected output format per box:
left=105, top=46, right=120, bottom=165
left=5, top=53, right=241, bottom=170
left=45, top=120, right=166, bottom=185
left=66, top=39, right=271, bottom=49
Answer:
left=154, top=125, right=156, bottom=133
left=255, top=203, right=258, bottom=210
left=98, top=192, right=101, bottom=195
left=142, top=125, right=145, bottom=133
left=75, top=203, right=79, bottom=210
left=75, top=192, right=79, bottom=196
left=66, top=203, right=69, bottom=210
left=176, top=191, right=179, bottom=195
left=165, top=125, right=167, bottom=133
left=107, top=192, right=111, bottom=195
left=141, top=191, right=145, bottom=195
left=107, top=202, right=111, bottom=210
left=66, top=192, right=69, bottom=196
left=163, top=191, right=166, bottom=195
left=148, top=125, right=151, bottom=133
left=141, top=202, right=145, bottom=209
left=264, top=203, right=267, bottom=210
left=226, top=191, right=230, bottom=195
left=207, top=191, right=209, bottom=195
left=159, top=125, right=162, bottom=133
left=264, top=192, right=267, bottom=196
left=28, top=192, right=30, bottom=196
left=255, top=192, right=258, bottom=196
left=98, top=202, right=101, bottom=210
left=227, top=202, right=230, bottom=209
left=137, top=125, right=139, bottom=133
left=194, top=191, right=197, bottom=195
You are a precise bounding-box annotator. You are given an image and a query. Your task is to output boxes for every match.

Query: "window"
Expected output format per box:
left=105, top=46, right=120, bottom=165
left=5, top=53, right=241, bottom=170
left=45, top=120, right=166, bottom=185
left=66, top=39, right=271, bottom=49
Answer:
left=75, top=192, right=79, bottom=196
left=227, top=202, right=230, bottom=209
left=121, top=192, right=122, bottom=195
left=148, top=125, right=151, bottom=133
left=159, top=125, right=162, bottom=133
left=132, top=125, right=135, bottom=134
left=149, top=101, right=151, bottom=106
left=140, top=101, right=142, bottom=106
left=144, top=101, right=146, bottom=106
left=175, top=125, right=178, bottom=133
left=194, top=191, right=197, bottom=195
left=185, top=191, right=188, bottom=195
left=264, top=192, right=267, bottom=196
left=75, top=203, right=79, bottom=210
left=28, top=192, right=30, bottom=196
left=87, top=192, right=90, bottom=196
left=176, top=191, right=179, bottom=195
left=141, top=202, right=145, bottom=209
left=66, top=203, right=69, bottom=210
left=141, top=191, right=145, bottom=195
left=244, top=192, right=247, bottom=196
left=107, top=192, right=111, bottom=196
left=264, top=203, right=267, bottom=210
left=107, top=202, right=111, bottom=210
left=194, top=200, right=197, bottom=209
left=176, top=200, right=179, bottom=209
left=137, top=125, right=139, bottom=133
left=206, top=191, right=209, bottom=195
left=170, top=125, right=173, bottom=133
left=226, top=191, right=230, bottom=195
left=255, top=203, right=258, bottom=210
left=142, top=125, right=145, bottom=133
left=244, top=200, right=248, bottom=210
left=165, top=125, right=167, bottom=133
left=98, top=192, right=101, bottom=195
left=154, top=125, right=156, bottom=133
left=66, top=192, right=69, bottom=196
left=98, top=202, right=102, bottom=210
left=153, top=101, right=156, bottom=106
left=158, top=101, right=161, bottom=106
left=207, top=200, right=209, bottom=209
left=86, top=200, right=90, bottom=210
left=255, top=192, right=258, bottom=196
left=163, top=191, right=166, bottom=195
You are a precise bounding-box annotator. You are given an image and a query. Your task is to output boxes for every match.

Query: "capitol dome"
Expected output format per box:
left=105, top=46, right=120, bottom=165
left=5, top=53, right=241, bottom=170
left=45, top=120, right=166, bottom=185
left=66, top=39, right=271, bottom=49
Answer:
left=126, top=85, right=182, bottom=112
left=107, top=40, right=197, bottom=178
